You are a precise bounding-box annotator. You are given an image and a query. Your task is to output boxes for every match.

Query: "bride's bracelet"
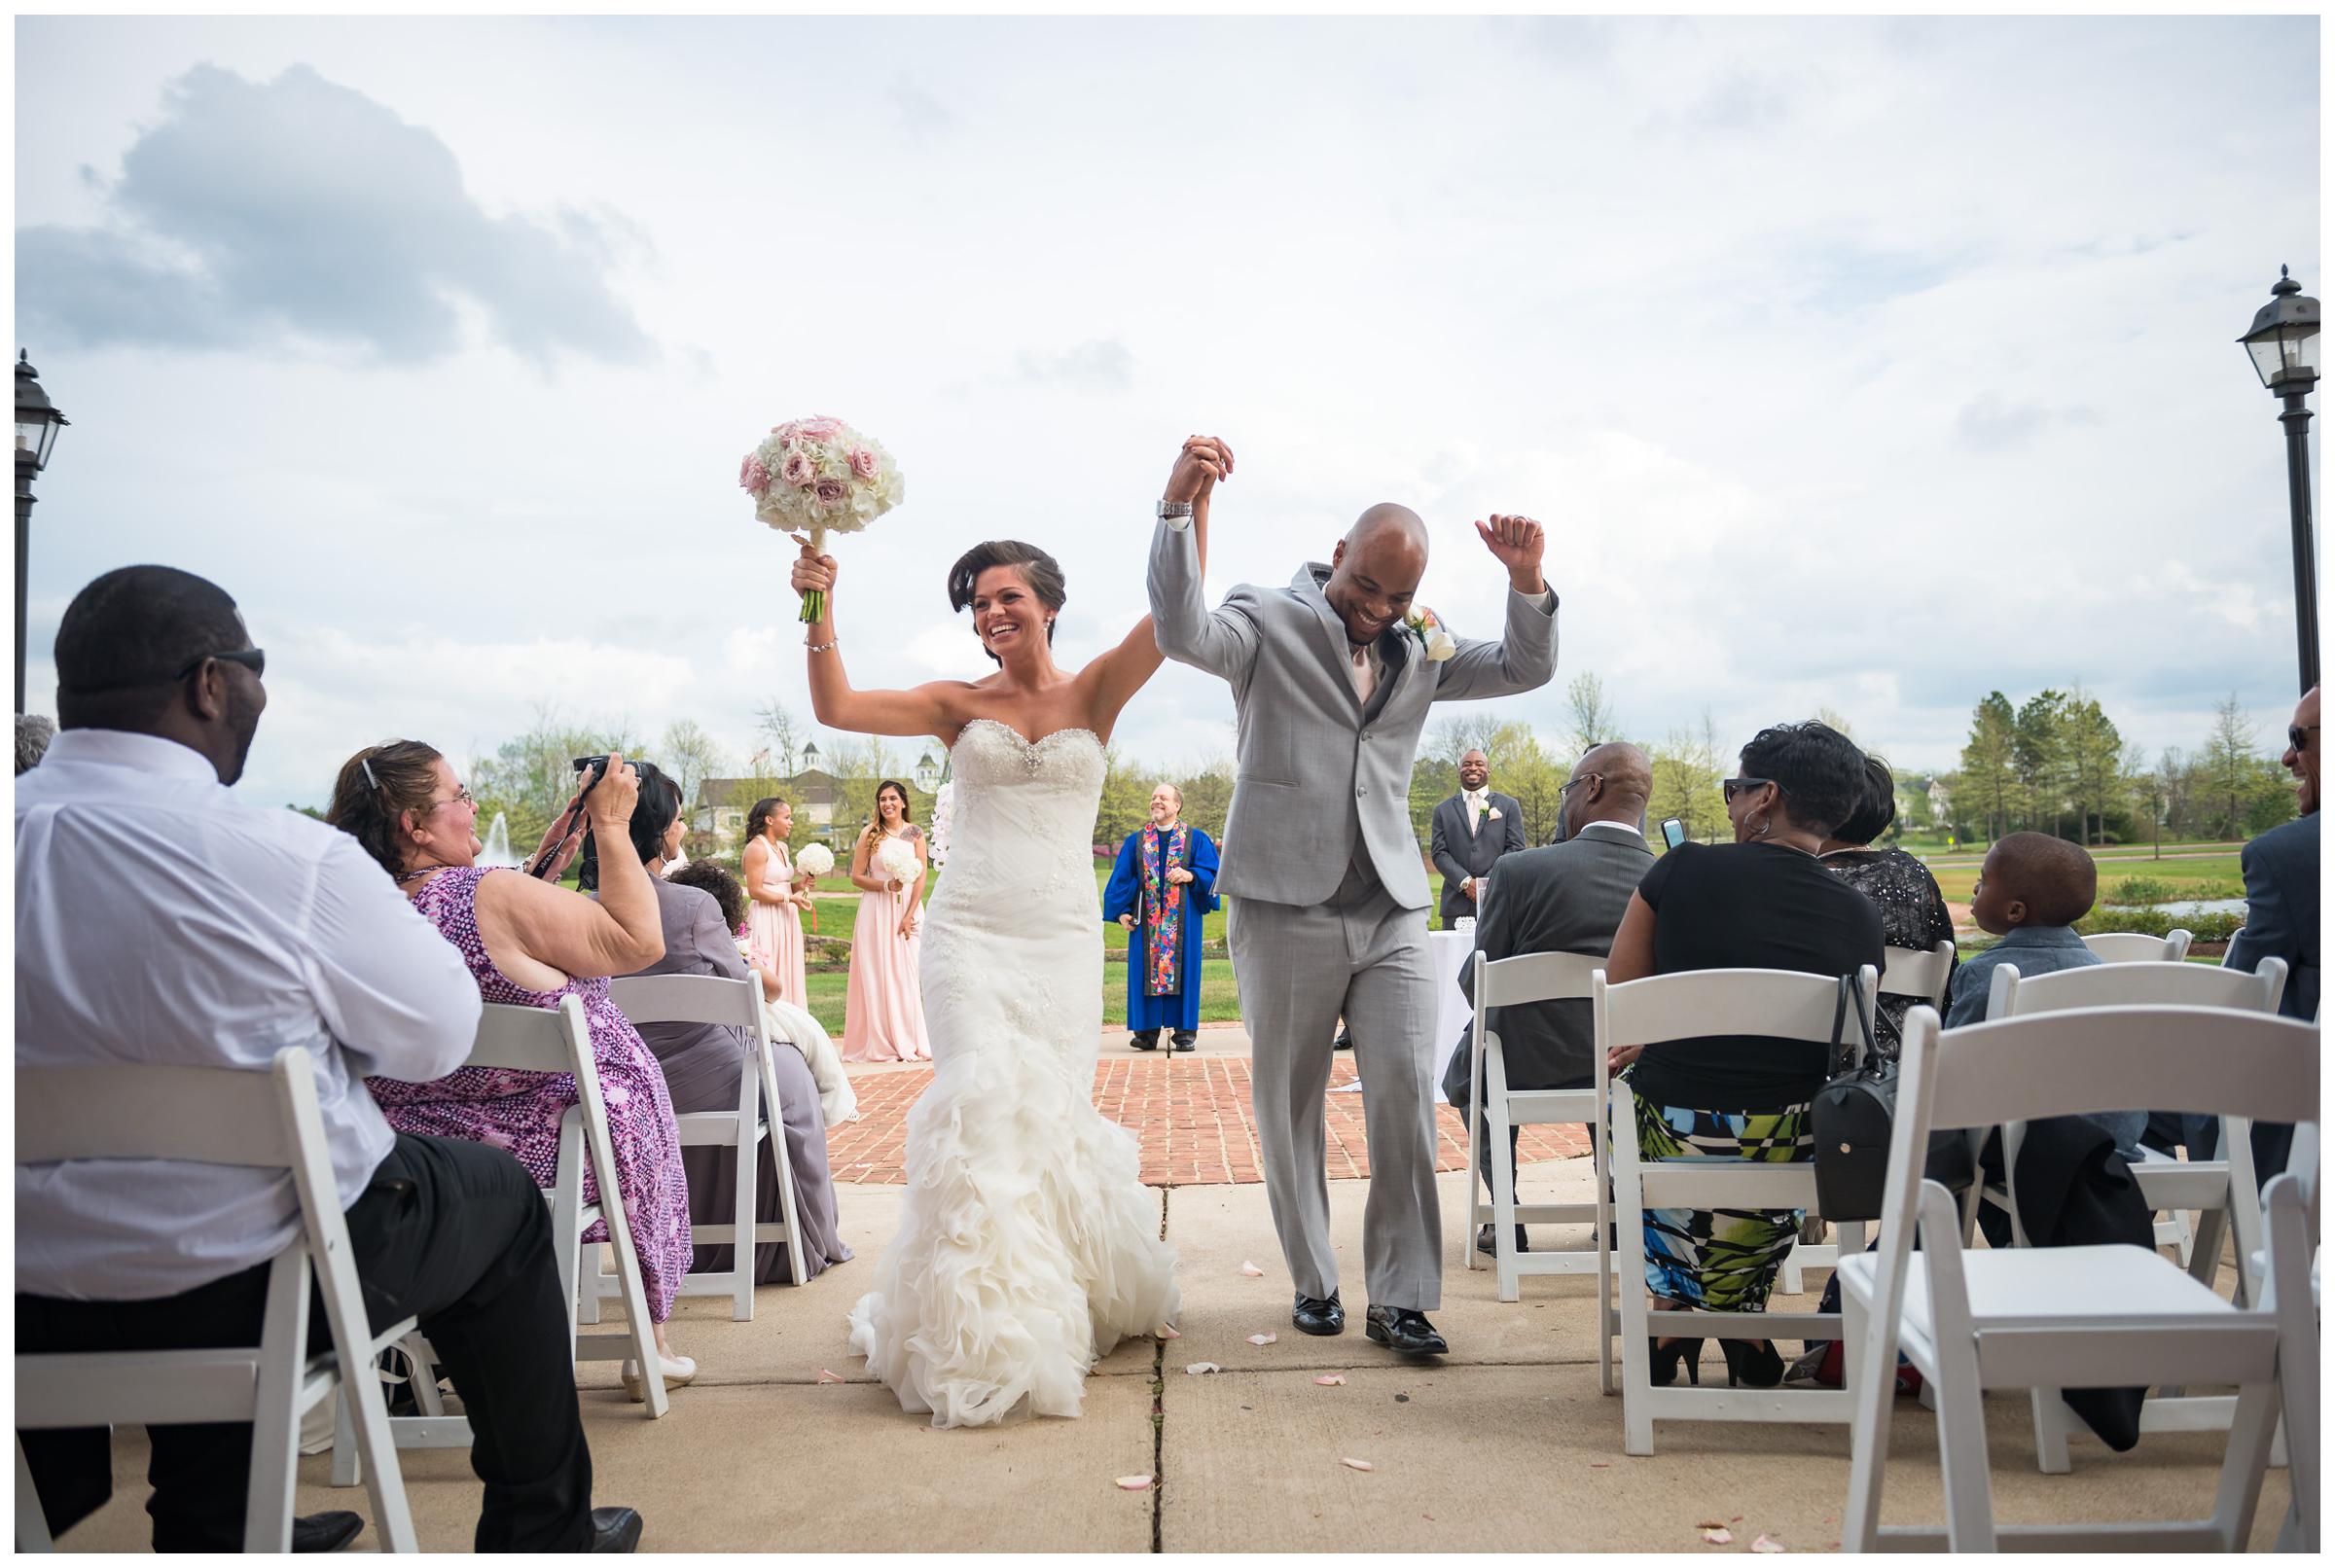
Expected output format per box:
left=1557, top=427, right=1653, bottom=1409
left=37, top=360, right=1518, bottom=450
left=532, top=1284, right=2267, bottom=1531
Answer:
left=806, top=636, right=839, bottom=654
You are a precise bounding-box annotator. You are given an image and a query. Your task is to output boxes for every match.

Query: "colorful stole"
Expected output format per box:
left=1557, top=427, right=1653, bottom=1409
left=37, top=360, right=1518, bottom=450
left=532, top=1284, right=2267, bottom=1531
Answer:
left=1139, top=822, right=1190, bottom=997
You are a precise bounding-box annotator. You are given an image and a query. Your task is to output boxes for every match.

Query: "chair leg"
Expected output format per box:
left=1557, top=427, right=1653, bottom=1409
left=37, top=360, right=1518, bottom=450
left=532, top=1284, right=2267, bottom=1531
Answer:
left=759, top=1046, right=807, bottom=1290
left=2206, top=1382, right=2284, bottom=1550
left=16, top=1437, right=54, bottom=1551
left=2029, top=1386, right=2074, bottom=1475
left=243, top=1256, right=307, bottom=1552
left=576, top=1244, right=604, bottom=1327
left=1487, top=1051, right=1520, bottom=1302
left=1928, top=1323, right=1997, bottom=1550
left=330, top=1386, right=361, bottom=1487
left=1612, top=1096, right=1655, bottom=1456
left=1463, top=1051, right=1485, bottom=1273
left=1840, top=1285, right=1895, bottom=1551
left=1596, top=1120, right=1615, bottom=1399
left=2268, top=1197, right=2320, bottom=1550
left=732, top=1121, right=756, bottom=1322
left=1780, top=1227, right=1806, bottom=1297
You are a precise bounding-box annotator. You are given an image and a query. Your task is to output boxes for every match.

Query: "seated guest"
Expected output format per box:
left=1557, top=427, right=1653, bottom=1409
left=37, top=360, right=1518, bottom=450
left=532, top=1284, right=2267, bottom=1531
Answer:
left=600, top=778, right=852, bottom=1284
left=1818, top=753, right=1958, bottom=1061
left=1603, top=721, right=1886, bottom=1390
left=666, top=858, right=859, bottom=1127
left=18, top=566, right=637, bottom=1551
left=1441, top=741, right=1655, bottom=1256
left=17, top=711, right=54, bottom=773
left=328, top=742, right=697, bottom=1404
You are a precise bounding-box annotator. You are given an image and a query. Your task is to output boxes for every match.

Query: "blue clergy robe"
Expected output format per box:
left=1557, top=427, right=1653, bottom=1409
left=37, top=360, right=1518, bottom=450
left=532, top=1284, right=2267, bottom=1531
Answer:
left=1102, top=825, right=1220, bottom=1032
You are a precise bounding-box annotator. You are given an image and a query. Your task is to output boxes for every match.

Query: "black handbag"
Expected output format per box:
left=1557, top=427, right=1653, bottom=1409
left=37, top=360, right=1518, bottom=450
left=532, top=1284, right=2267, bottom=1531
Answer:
left=1810, top=973, right=1894, bottom=1224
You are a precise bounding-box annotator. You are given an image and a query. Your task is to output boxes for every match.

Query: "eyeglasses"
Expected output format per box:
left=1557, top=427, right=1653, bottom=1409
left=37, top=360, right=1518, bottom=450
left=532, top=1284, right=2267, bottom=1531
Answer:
left=173, top=647, right=267, bottom=682
left=2289, top=725, right=2320, bottom=752
left=426, top=787, right=476, bottom=813
left=1559, top=773, right=1598, bottom=795
left=1721, top=776, right=1778, bottom=803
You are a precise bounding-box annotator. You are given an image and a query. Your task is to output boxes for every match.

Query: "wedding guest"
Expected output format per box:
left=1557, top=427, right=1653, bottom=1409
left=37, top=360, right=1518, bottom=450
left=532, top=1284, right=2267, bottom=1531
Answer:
left=1818, top=753, right=1957, bottom=1061
left=2218, top=685, right=2319, bottom=1178
left=841, top=779, right=931, bottom=1062
left=1603, top=720, right=1886, bottom=1389
left=608, top=774, right=851, bottom=1285
left=741, top=796, right=813, bottom=1007
left=666, top=857, right=861, bottom=1128
left=328, top=741, right=697, bottom=1404
left=1443, top=742, right=1655, bottom=1254
left=18, top=566, right=636, bottom=1551
left=1430, top=747, right=1526, bottom=929
left=17, top=711, right=55, bottom=773
left=1103, top=782, right=1221, bottom=1051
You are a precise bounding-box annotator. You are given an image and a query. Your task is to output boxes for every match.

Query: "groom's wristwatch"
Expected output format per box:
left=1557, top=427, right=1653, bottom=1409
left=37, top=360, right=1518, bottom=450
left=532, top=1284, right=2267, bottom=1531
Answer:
left=1157, top=499, right=1194, bottom=531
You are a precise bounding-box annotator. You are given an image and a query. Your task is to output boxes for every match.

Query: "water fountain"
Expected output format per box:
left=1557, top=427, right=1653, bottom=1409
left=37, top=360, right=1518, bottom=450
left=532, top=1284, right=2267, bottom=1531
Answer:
left=478, top=811, right=519, bottom=868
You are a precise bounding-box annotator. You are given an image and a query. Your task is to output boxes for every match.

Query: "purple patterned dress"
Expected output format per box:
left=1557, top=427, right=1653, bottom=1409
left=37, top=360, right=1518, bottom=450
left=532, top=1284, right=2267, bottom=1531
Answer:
left=368, top=866, right=692, bottom=1323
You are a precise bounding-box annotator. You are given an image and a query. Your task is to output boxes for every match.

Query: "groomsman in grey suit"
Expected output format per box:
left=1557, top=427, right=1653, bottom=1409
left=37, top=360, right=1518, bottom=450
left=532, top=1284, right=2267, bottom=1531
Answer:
left=1429, top=748, right=1526, bottom=929
left=1441, top=743, right=1654, bottom=1254
left=1149, top=437, right=1558, bottom=1355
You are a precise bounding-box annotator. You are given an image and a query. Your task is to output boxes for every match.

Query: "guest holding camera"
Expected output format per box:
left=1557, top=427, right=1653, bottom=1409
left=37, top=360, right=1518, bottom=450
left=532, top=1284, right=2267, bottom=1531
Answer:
left=841, top=779, right=931, bottom=1062
left=742, top=796, right=814, bottom=1008
left=328, top=743, right=698, bottom=1402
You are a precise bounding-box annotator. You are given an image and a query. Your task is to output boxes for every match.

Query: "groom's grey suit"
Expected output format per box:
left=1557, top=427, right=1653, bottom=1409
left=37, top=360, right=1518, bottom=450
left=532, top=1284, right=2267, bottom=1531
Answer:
left=1149, top=523, right=1558, bottom=1310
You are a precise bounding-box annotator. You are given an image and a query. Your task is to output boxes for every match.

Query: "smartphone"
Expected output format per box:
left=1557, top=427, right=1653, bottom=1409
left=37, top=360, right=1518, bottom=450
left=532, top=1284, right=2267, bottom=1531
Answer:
left=1660, top=817, right=1687, bottom=851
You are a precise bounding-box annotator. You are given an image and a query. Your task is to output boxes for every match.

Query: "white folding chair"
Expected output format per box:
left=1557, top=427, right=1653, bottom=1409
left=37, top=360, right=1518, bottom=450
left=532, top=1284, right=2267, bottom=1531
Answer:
left=1460, top=951, right=1609, bottom=1310
left=1840, top=1005, right=2318, bottom=1551
left=16, top=1049, right=419, bottom=1551
left=331, top=996, right=667, bottom=1487
left=598, top=973, right=806, bottom=1316
left=2084, top=928, right=2195, bottom=964
left=1599, top=965, right=1876, bottom=1455
left=1781, top=941, right=1956, bottom=1297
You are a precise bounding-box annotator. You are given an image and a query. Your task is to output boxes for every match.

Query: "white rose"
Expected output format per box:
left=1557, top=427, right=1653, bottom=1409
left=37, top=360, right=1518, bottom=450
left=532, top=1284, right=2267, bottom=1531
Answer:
left=1424, top=629, right=1458, bottom=661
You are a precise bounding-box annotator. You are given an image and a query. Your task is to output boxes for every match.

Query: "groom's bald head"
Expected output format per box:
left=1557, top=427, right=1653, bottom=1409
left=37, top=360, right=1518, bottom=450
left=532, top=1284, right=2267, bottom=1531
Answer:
left=1325, top=503, right=1428, bottom=648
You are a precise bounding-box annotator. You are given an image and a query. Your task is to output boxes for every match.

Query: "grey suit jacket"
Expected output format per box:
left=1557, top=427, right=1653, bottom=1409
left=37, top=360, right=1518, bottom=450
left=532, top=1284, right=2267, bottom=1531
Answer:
left=1430, top=790, right=1526, bottom=927
left=1148, top=520, right=1559, bottom=909
left=1440, top=822, right=1655, bottom=1107
left=2227, top=811, right=2320, bottom=1023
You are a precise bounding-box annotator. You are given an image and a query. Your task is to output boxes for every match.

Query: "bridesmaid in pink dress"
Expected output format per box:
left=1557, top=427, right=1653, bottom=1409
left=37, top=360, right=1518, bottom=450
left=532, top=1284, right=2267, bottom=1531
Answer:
left=841, top=780, right=931, bottom=1062
left=741, top=797, right=811, bottom=1007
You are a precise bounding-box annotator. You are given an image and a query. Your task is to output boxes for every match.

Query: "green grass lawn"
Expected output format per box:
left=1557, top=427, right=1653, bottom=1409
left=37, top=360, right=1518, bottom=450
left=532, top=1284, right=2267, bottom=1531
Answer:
left=1921, top=852, right=2243, bottom=905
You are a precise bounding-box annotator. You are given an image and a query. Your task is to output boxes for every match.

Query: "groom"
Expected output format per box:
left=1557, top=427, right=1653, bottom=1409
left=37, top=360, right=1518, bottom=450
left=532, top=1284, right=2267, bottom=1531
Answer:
left=1148, top=438, right=1557, bottom=1354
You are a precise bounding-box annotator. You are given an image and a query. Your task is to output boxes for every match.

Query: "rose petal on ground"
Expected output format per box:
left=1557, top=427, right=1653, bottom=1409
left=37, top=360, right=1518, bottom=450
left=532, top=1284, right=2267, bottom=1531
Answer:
left=1312, top=1374, right=1347, bottom=1386
left=1247, top=1333, right=1278, bottom=1346
left=1340, top=1457, right=1375, bottom=1472
left=1702, top=1527, right=1734, bottom=1545
left=1590, top=1462, right=1610, bottom=1469
left=1115, top=1476, right=1153, bottom=1492
left=1239, top=1261, right=1265, bottom=1276
left=1751, top=1534, right=1786, bottom=1553
left=1184, top=1362, right=1222, bottom=1375
left=815, top=1369, right=845, bottom=1384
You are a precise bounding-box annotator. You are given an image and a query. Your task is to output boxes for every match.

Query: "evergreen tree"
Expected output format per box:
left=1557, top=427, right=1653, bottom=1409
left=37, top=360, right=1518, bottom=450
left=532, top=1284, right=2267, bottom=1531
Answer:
left=1956, top=691, right=2018, bottom=840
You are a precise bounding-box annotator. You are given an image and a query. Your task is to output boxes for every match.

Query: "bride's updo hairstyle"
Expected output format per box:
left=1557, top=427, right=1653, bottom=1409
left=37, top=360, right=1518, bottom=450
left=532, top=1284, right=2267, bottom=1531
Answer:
left=947, top=540, right=1065, bottom=665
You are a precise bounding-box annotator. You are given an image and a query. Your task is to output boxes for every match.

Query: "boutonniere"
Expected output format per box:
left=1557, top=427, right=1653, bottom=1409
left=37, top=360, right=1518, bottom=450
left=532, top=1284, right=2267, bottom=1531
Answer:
left=1403, top=606, right=1457, bottom=661
left=1485, top=805, right=1502, bottom=821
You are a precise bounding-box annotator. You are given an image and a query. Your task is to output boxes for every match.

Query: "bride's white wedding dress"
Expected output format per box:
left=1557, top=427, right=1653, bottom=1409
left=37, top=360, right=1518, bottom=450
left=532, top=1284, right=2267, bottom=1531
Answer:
left=846, top=718, right=1181, bottom=1428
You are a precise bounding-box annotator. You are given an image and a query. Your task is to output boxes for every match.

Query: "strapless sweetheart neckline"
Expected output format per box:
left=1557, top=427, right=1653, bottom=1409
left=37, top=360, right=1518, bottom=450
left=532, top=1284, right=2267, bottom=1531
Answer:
left=952, top=717, right=1103, bottom=754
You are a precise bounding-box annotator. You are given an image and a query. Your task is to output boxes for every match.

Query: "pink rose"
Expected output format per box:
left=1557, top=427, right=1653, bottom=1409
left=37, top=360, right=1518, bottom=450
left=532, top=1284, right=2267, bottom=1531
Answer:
left=796, top=415, right=845, bottom=441
left=739, top=453, right=771, bottom=494
left=848, top=446, right=880, bottom=481
left=813, top=477, right=848, bottom=506
left=780, top=450, right=816, bottom=487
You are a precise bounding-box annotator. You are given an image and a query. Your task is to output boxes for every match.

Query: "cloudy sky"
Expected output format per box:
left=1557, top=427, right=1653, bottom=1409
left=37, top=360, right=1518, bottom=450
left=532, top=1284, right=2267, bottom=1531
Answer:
left=15, top=14, right=2320, bottom=808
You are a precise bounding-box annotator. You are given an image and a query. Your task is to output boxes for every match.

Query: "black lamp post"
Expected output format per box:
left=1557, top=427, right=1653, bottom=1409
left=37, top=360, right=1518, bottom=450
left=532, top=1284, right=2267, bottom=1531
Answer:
left=16, top=351, right=69, bottom=715
left=2238, top=267, right=2320, bottom=695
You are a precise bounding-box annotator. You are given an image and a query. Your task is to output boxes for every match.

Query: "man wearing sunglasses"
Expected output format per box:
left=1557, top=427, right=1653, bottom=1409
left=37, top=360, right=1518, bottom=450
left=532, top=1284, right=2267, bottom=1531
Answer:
left=18, top=566, right=641, bottom=1551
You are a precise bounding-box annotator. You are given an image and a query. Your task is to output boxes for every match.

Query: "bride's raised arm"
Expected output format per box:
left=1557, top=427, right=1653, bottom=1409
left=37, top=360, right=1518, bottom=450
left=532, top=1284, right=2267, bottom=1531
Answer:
left=1088, top=434, right=1228, bottom=728
left=791, top=546, right=960, bottom=739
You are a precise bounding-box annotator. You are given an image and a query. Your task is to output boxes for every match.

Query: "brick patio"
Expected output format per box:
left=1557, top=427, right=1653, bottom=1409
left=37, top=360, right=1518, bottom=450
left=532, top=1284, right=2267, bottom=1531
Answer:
left=825, top=1051, right=1590, bottom=1187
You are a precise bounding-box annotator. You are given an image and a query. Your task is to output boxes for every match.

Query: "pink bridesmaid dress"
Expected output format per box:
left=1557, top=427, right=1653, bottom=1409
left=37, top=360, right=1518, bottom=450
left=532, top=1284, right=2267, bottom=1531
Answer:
left=841, top=827, right=931, bottom=1063
left=747, top=839, right=808, bottom=1008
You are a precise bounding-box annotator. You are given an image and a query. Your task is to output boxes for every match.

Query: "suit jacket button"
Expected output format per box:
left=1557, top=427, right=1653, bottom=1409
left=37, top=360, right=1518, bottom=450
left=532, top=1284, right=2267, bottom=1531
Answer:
left=1356, top=785, right=1367, bottom=797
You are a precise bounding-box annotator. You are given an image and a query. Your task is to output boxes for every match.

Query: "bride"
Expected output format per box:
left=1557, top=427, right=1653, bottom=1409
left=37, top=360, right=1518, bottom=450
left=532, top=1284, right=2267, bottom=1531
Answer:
left=792, top=434, right=1230, bottom=1428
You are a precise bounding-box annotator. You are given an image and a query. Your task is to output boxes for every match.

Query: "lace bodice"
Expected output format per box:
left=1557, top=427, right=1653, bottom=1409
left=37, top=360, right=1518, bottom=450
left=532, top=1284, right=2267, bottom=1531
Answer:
left=925, top=719, right=1104, bottom=924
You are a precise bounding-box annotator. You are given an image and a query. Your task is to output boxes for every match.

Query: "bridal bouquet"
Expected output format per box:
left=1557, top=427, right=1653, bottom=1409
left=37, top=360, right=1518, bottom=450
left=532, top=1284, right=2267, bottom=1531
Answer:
left=796, top=842, right=837, bottom=879
left=737, top=415, right=907, bottom=624
left=875, top=837, right=920, bottom=888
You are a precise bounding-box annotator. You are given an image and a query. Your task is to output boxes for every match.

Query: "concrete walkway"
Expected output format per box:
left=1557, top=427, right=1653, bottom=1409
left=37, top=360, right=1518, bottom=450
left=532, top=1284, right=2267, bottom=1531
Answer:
left=55, top=1153, right=2294, bottom=1552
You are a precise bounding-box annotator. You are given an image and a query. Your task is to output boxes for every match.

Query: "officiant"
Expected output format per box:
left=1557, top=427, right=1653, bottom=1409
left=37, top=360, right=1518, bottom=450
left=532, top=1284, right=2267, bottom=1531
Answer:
left=1104, top=783, right=1220, bottom=1052
left=1430, top=748, right=1526, bottom=929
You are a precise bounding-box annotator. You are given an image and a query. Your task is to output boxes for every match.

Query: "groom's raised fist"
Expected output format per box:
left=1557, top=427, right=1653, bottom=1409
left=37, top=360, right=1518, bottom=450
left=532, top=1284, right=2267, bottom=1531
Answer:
left=1163, top=434, right=1236, bottom=506
left=1474, top=514, right=1547, bottom=595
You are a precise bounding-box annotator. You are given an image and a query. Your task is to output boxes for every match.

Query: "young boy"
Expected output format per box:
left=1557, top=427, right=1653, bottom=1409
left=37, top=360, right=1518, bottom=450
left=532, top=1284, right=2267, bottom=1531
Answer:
left=1944, top=832, right=2141, bottom=1155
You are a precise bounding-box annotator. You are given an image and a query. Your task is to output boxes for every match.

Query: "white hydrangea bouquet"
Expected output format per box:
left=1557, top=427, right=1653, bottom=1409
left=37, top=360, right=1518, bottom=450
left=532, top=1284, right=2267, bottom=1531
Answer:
left=795, top=842, right=837, bottom=879
left=928, top=782, right=956, bottom=868
left=875, top=836, right=920, bottom=889
left=737, top=415, right=907, bottom=623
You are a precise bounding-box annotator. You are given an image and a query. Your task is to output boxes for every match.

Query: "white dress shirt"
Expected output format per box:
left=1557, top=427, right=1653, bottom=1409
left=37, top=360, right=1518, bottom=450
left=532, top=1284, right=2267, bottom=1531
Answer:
left=16, top=731, right=482, bottom=1300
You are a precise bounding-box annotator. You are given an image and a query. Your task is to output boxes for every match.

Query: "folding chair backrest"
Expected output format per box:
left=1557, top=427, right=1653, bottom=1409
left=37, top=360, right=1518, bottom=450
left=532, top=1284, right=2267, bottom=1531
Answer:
left=1474, top=948, right=1604, bottom=1009
left=1595, top=965, right=1879, bottom=1055
left=1880, top=941, right=1956, bottom=1007
left=1990, top=955, right=2286, bottom=1020
left=467, top=997, right=594, bottom=1076
left=1902, top=1005, right=2318, bottom=1135
left=2083, top=929, right=2194, bottom=964
left=608, top=973, right=765, bottom=1034
left=18, top=1062, right=301, bottom=1168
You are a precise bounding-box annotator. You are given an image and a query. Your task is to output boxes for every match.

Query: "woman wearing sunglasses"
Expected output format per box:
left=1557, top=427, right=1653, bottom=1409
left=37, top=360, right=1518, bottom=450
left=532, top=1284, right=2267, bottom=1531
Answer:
left=1599, top=720, right=1886, bottom=1390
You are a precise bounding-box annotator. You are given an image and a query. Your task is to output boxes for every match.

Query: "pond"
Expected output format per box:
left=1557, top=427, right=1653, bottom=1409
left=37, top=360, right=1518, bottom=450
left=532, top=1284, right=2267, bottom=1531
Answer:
left=2143, top=898, right=2248, bottom=919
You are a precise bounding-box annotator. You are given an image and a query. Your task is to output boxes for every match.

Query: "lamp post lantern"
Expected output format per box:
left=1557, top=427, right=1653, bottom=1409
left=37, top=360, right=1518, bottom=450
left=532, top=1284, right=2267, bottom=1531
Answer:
left=16, top=351, right=69, bottom=714
left=2238, top=267, right=2320, bottom=695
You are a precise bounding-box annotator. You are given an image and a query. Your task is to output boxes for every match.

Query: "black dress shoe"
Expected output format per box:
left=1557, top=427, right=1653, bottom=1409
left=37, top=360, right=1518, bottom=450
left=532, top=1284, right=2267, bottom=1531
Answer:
left=1333, top=1029, right=1354, bottom=1051
left=1474, top=1224, right=1528, bottom=1256
left=1130, top=1032, right=1159, bottom=1051
left=1291, top=1291, right=1345, bottom=1336
left=588, top=1508, right=644, bottom=1552
left=1171, top=1033, right=1197, bottom=1052
left=292, top=1512, right=365, bottom=1552
left=1364, top=1305, right=1449, bottom=1355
